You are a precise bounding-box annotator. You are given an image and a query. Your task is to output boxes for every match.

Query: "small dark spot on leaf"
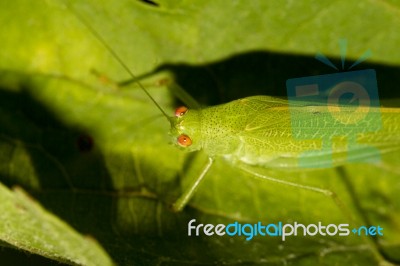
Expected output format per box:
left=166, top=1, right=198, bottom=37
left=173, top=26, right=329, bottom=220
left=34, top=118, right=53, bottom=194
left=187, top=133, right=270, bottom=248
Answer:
left=77, top=134, right=94, bottom=152
left=138, top=0, right=159, bottom=7
left=156, top=77, right=172, bottom=86
left=14, top=202, right=28, bottom=213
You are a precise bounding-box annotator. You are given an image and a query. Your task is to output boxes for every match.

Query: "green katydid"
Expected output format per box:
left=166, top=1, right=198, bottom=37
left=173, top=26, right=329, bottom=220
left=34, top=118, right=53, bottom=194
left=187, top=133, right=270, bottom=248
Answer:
left=168, top=95, right=400, bottom=210
left=66, top=3, right=400, bottom=215
left=62, top=2, right=400, bottom=265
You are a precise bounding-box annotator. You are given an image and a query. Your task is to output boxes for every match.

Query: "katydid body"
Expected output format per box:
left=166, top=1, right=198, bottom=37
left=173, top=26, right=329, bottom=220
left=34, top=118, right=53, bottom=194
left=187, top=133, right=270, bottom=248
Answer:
left=172, top=96, right=400, bottom=170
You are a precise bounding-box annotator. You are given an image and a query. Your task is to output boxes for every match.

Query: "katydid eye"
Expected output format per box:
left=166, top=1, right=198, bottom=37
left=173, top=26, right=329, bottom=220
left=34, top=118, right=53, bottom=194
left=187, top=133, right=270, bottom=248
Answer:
left=177, top=134, right=192, bottom=147
left=175, top=106, right=188, bottom=117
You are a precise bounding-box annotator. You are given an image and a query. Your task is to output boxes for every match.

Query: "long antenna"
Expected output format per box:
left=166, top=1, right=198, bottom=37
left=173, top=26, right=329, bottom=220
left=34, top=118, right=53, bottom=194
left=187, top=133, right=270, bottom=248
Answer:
left=64, top=2, right=172, bottom=122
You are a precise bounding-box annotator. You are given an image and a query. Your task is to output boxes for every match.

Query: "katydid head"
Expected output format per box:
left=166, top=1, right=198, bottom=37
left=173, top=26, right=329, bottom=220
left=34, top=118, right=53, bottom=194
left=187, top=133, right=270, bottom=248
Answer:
left=170, top=106, right=202, bottom=152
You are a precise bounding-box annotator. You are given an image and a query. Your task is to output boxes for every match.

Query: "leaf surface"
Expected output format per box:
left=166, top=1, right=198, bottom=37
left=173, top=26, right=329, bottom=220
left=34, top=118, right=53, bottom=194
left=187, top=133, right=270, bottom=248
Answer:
left=0, top=0, right=399, bottom=265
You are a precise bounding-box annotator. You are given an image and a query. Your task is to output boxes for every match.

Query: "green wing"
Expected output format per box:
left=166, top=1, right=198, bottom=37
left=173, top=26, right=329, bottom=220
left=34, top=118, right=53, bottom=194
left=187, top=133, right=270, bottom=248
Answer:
left=236, top=96, right=400, bottom=169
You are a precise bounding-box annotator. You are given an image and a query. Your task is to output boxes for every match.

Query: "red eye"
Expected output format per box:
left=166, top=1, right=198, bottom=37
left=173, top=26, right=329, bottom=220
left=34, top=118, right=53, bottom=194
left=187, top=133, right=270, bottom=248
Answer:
left=177, top=134, right=192, bottom=147
left=175, top=106, right=188, bottom=117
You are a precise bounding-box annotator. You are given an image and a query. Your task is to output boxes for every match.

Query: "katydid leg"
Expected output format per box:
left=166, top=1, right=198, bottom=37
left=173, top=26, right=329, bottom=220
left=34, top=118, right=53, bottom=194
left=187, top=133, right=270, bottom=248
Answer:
left=172, top=157, right=214, bottom=212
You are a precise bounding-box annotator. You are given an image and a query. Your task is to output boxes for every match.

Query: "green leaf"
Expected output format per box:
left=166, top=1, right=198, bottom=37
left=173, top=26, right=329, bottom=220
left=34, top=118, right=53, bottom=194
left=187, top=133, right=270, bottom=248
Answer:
left=0, top=0, right=399, bottom=265
left=0, top=183, right=113, bottom=266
